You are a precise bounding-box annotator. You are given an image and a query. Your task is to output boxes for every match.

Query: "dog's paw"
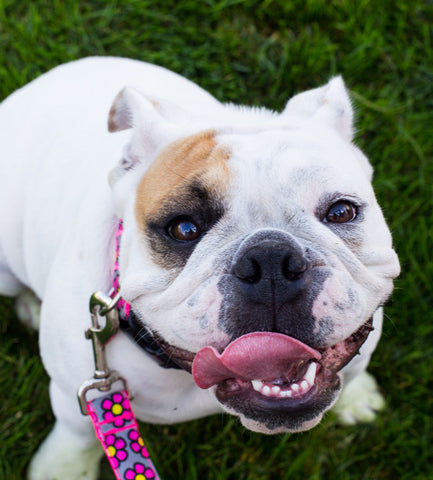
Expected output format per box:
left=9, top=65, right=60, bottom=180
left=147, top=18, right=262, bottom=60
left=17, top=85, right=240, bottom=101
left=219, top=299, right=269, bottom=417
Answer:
left=28, top=423, right=103, bottom=480
left=333, top=371, right=385, bottom=425
left=15, top=289, right=41, bottom=329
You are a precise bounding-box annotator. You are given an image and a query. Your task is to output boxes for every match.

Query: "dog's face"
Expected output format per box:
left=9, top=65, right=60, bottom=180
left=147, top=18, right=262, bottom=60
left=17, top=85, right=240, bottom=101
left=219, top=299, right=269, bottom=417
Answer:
left=108, top=78, right=400, bottom=433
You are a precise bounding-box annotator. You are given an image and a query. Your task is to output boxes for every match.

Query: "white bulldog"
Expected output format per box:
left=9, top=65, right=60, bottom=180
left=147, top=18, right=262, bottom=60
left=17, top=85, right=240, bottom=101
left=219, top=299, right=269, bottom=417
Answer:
left=0, top=57, right=400, bottom=479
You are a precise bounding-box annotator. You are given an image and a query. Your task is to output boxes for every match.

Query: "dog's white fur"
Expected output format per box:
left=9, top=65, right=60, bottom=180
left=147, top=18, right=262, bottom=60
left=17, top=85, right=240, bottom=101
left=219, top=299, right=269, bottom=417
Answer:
left=0, top=57, right=399, bottom=479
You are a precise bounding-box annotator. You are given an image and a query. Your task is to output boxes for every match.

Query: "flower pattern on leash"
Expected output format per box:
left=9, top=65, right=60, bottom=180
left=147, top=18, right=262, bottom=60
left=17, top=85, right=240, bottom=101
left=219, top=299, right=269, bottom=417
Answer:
left=102, top=392, right=133, bottom=427
left=125, top=462, right=156, bottom=479
left=129, top=430, right=149, bottom=458
left=88, top=390, right=161, bottom=480
left=105, top=434, right=129, bottom=468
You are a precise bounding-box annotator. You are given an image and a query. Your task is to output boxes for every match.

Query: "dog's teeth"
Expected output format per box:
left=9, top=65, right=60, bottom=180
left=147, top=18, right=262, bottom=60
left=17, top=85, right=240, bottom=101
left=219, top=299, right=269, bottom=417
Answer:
left=251, top=380, right=263, bottom=392
left=262, top=385, right=272, bottom=396
left=251, top=365, right=316, bottom=398
left=303, top=362, right=317, bottom=385
left=280, top=389, right=292, bottom=398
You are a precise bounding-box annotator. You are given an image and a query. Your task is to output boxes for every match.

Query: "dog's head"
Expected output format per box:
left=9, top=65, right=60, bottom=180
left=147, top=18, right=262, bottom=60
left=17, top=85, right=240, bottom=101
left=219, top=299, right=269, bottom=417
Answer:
left=107, top=78, right=400, bottom=433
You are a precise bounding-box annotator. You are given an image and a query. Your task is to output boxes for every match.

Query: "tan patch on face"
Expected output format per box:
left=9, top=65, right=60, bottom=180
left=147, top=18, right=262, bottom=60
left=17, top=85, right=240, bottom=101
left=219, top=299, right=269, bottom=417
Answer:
left=135, top=130, right=231, bottom=226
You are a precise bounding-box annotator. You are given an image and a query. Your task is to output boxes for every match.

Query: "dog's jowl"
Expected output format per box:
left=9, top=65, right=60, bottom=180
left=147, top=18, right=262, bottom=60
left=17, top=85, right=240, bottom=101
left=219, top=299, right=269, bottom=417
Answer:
left=0, top=57, right=400, bottom=479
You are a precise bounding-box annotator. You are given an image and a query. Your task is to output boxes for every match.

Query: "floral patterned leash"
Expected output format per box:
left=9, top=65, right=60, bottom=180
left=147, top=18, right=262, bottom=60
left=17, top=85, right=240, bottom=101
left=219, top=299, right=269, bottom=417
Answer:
left=78, top=289, right=162, bottom=480
left=87, top=390, right=160, bottom=480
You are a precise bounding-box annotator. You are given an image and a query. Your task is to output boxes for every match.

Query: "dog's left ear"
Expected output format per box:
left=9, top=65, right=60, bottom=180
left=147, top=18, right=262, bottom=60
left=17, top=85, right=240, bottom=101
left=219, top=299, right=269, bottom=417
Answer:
left=283, top=76, right=354, bottom=141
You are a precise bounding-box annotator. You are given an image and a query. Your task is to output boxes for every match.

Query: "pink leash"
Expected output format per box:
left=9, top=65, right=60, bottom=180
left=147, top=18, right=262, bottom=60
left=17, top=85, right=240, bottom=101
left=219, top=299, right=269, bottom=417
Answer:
left=88, top=390, right=160, bottom=480
left=78, top=221, right=162, bottom=480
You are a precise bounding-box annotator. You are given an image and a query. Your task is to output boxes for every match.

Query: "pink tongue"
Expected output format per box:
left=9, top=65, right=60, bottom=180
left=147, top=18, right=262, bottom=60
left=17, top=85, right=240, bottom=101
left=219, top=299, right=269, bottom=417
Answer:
left=192, top=331, right=321, bottom=389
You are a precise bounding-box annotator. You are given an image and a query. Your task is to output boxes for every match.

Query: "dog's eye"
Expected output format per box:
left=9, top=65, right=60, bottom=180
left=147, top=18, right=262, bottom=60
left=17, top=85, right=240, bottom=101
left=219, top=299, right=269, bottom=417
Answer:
left=168, top=217, right=201, bottom=242
left=325, top=201, right=357, bottom=223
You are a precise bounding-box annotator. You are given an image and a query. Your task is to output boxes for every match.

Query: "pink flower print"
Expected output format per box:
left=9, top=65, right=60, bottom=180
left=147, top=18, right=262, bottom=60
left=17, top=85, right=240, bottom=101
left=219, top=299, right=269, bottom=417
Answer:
left=125, top=462, right=155, bottom=480
left=129, top=430, right=149, bottom=458
left=101, top=392, right=132, bottom=427
left=105, top=434, right=128, bottom=468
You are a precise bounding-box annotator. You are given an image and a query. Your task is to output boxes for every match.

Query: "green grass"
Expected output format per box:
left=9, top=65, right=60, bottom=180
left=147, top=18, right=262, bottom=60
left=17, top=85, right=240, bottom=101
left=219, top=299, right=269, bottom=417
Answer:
left=1, top=0, right=432, bottom=478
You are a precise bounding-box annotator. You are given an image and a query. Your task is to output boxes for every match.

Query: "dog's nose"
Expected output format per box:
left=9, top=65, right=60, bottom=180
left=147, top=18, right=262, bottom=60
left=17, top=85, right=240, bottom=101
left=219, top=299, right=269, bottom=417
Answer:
left=234, top=243, right=308, bottom=283
left=233, top=240, right=309, bottom=307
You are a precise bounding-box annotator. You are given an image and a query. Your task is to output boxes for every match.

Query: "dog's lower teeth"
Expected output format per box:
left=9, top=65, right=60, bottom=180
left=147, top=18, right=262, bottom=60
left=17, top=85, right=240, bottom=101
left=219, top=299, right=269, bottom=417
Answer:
left=251, top=380, right=263, bottom=391
left=250, top=361, right=317, bottom=398
left=262, top=385, right=271, bottom=395
left=303, top=362, right=317, bottom=384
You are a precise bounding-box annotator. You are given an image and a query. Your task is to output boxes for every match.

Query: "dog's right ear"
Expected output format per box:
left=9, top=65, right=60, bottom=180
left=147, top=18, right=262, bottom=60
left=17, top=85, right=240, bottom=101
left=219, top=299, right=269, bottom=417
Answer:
left=108, top=87, right=185, bottom=133
left=108, top=86, right=185, bottom=135
left=107, top=88, right=191, bottom=214
left=107, top=87, right=187, bottom=169
left=108, top=88, right=135, bottom=132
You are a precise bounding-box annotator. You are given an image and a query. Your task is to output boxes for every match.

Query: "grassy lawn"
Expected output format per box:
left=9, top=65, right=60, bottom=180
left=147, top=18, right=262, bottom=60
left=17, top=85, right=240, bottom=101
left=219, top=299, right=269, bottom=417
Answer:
left=1, top=1, right=432, bottom=478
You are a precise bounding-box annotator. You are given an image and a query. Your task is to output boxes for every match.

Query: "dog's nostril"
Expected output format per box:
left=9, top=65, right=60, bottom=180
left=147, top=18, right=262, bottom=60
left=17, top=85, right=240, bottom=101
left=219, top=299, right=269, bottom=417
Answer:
left=282, top=255, right=308, bottom=281
left=234, top=257, right=262, bottom=284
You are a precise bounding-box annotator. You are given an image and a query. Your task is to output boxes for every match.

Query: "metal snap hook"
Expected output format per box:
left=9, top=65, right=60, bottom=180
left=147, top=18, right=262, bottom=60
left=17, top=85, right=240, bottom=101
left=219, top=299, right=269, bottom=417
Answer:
left=77, top=291, right=128, bottom=415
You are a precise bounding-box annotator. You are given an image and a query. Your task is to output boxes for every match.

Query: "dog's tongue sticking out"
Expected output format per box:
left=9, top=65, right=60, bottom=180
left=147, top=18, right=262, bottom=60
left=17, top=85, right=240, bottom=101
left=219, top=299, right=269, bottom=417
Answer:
left=192, top=332, right=321, bottom=389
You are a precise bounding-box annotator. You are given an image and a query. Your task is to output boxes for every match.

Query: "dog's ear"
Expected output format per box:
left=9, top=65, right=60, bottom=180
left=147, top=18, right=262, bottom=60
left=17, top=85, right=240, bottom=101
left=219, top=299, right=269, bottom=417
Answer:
left=108, top=88, right=134, bottom=132
left=283, top=76, right=354, bottom=141
left=108, top=87, right=185, bottom=134
left=108, top=88, right=184, bottom=154
left=108, top=87, right=187, bottom=176
left=107, top=87, right=189, bottom=207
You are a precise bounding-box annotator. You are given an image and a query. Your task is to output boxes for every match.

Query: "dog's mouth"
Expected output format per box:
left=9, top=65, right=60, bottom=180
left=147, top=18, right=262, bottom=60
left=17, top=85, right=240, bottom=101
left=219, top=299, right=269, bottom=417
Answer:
left=155, top=319, right=373, bottom=431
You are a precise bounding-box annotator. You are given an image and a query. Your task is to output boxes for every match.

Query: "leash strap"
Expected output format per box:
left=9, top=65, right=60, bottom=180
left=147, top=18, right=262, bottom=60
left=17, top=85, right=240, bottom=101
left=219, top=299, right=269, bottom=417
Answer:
left=78, top=220, right=163, bottom=479
left=87, top=390, right=161, bottom=480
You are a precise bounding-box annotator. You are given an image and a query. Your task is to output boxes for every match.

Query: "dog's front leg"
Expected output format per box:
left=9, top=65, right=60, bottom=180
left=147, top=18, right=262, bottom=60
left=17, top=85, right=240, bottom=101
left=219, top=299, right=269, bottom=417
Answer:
left=28, top=381, right=103, bottom=480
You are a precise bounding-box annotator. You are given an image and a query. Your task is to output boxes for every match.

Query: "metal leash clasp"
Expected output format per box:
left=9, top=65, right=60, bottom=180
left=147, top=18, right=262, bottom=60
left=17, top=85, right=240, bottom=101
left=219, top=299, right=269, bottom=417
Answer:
left=78, top=291, right=128, bottom=415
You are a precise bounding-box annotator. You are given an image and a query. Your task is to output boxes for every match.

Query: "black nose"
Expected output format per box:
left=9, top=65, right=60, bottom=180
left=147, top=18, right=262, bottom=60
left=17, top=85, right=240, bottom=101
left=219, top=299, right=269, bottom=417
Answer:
left=233, top=240, right=309, bottom=307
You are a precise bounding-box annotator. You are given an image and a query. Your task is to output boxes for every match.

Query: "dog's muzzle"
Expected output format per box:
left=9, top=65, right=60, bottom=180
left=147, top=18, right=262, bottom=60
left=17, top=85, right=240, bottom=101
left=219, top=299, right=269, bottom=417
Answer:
left=122, top=226, right=376, bottom=431
left=150, top=231, right=376, bottom=431
left=153, top=317, right=374, bottom=432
